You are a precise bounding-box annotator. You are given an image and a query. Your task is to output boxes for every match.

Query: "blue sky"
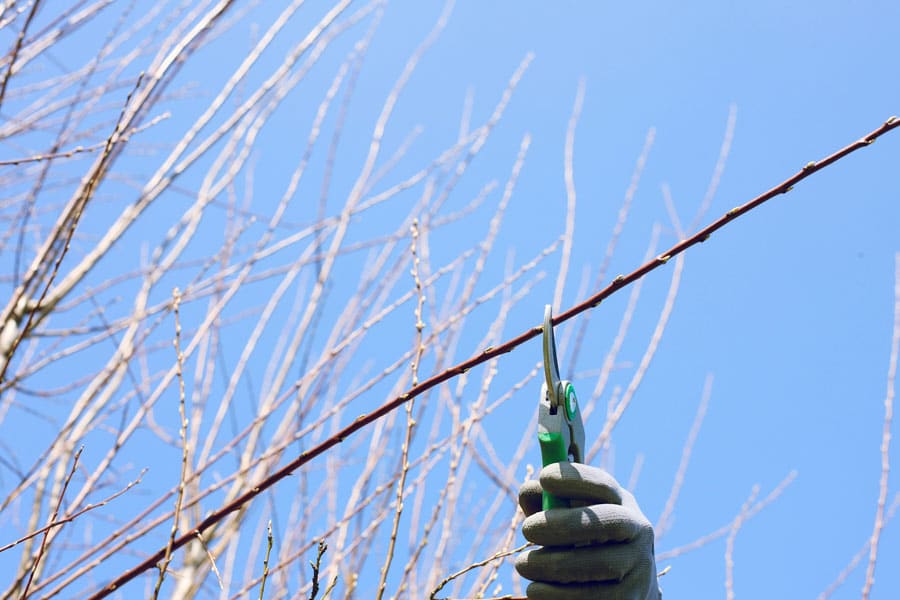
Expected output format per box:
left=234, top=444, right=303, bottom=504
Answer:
left=1, top=1, right=898, bottom=598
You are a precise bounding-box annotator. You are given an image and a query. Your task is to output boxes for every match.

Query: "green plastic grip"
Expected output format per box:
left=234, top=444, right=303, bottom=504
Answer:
left=538, top=431, right=569, bottom=510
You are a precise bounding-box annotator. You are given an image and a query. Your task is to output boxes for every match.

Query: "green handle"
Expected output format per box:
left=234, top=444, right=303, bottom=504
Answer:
left=538, top=431, right=569, bottom=510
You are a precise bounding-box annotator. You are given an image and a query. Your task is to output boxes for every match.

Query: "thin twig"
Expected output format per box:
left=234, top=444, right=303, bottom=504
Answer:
left=0, top=468, right=144, bottom=554
left=321, top=575, right=338, bottom=599
left=429, top=542, right=531, bottom=600
left=152, top=288, right=189, bottom=599
left=258, top=521, right=273, bottom=600
left=589, top=248, right=684, bottom=460
left=376, top=220, right=426, bottom=599
left=0, top=0, right=42, bottom=110
left=20, top=445, right=82, bottom=598
left=656, top=374, right=714, bottom=538
left=308, top=540, right=328, bottom=600
left=583, top=227, right=661, bottom=425
left=194, top=530, right=224, bottom=590
left=553, top=77, right=584, bottom=312
left=688, top=103, right=738, bottom=232
left=658, top=470, right=797, bottom=560
left=819, top=493, right=900, bottom=599
left=83, top=115, right=900, bottom=600
left=861, top=252, right=899, bottom=600
left=626, top=453, right=645, bottom=492
left=568, top=127, right=655, bottom=378
left=0, top=116, right=170, bottom=166
left=475, top=495, right=529, bottom=596
left=0, top=72, right=144, bottom=386
left=725, top=485, right=759, bottom=600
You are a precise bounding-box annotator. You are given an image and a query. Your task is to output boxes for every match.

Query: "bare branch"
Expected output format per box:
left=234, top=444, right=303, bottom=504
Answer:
left=82, top=116, right=900, bottom=599
left=725, top=485, right=759, bottom=600
left=429, top=542, right=532, bottom=600
left=20, top=445, right=82, bottom=598
left=656, top=374, right=714, bottom=538
left=861, top=252, right=900, bottom=600
left=152, top=288, right=189, bottom=599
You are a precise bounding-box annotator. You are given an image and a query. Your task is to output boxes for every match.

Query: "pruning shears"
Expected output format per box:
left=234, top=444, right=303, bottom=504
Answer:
left=537, top=304, right=585, bottom=510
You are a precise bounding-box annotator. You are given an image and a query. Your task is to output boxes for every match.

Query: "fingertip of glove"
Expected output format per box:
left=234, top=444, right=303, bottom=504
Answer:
left=539, top=462, right=624, bottom=505
left=518, top=479, right=544, bottom=516
left=513, top=548, right=530, bottom=574
left=520, top=479, right=543, bottom=497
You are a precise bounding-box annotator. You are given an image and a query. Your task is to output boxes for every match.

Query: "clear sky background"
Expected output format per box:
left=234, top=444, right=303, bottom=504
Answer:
left=1, top=1, right=899, bottom=598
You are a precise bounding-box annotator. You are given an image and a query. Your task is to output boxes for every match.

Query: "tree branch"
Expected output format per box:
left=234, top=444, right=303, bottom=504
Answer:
left=84, top=115, right=900, bottom=600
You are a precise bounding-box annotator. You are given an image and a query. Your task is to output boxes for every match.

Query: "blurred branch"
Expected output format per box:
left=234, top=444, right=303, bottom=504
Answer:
left=861, top=252, right=899, bottom=600
left=655, top=374, right=714, bottom=538
left=0, top=114, right=170, bottom=167
left=19, top=445, right=82, bottom=598
left=552, top=77, right=584, bottom=313
left=0, top=72, right=143, bottom=385
left=429, top=542, right=531, bottom=600
left=0, top=0, right=41, bottom=110
left=0, top=467, right=144, bottom=554
left=567, top=126, right=655, bottom=378
left=725, top=484, right=759, bottom=600
left=658, top=470, right=797, bottom=560
left=151, top=288, right=188, bottom=599
left=376, top=219, right=426, bottom=599
left=819, top=493, right=900, bottom=599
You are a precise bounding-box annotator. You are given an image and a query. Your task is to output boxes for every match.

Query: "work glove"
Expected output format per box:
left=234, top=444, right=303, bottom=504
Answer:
left=515, top=462, right=662, bottom=600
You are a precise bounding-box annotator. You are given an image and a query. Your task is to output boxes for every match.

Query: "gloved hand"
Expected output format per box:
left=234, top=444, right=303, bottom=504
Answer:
left=515, top=462, right=662, bottom=600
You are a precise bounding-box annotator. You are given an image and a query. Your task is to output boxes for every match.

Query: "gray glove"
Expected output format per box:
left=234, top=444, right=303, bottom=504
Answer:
left=515, top=462, right=662, bottom=600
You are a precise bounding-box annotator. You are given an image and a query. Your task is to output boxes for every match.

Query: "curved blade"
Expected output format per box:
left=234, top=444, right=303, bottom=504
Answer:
left=543, top=304, right=561, bottom=409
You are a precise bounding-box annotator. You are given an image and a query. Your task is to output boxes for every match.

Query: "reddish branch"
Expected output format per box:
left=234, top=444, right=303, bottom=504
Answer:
left=85, top=116, right=900, bottom=598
